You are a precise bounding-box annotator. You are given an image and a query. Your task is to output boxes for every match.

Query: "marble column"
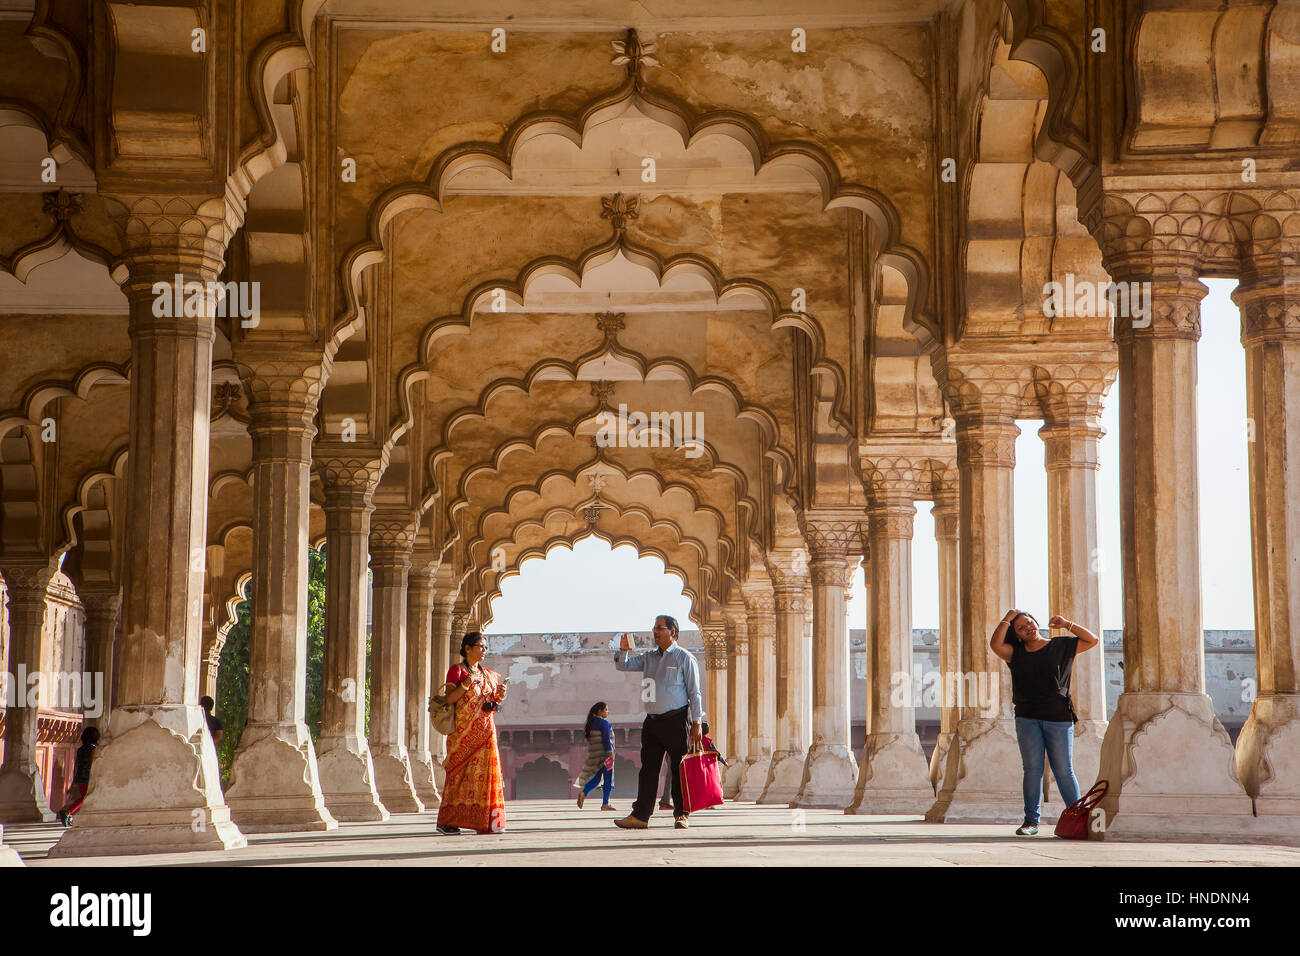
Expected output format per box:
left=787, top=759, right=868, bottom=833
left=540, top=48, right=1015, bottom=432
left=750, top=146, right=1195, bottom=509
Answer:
left=79, top=589, right=120, bottom=731
left=315, top=460, right=389, bottom=822
left=701, top=625, right=728, bottom=754
left=199, top=544, right=225, bottom=702
left=405, top=565, right=440, bottom=808
left=1040, top=408, right=1110, bottom=792
left=225, top=367, right=336, bottom=832
left=1096, top=265, right=1254, bottom=839
left=0, top=566, right=57, bottom=822
left=722, top=604, right=748, bottom=797
left=794, top=536, right=860, bottom=808
left=430, top=595, right=455, bottom=791
left=1232, top=263, right=1300, bottom=839
left=849, top=500, right=933, bottom=813
left=368, top=521, right=423, bottom=813
left=51, top=214, right=246, bottom=856
left=738, top=588, right=775, bottom=800
left=762, top=555, right=809, bottom=804
left=927, top=408, right=1024, bottom=823
left=929, top=495, right=961, bottom=792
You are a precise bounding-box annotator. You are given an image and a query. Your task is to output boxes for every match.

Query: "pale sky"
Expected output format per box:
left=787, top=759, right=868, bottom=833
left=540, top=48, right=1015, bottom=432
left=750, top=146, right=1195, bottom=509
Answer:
left=486, top=278, right=1255, bottom=634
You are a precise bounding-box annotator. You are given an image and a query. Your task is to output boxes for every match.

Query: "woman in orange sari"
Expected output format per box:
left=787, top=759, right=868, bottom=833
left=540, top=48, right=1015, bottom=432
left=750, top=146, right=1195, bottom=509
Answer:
left=437, top=632, right=508, bottom=834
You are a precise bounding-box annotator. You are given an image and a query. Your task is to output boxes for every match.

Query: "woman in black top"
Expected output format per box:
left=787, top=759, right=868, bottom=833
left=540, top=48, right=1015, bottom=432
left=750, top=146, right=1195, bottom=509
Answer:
left=56, top=725, right=99, bottom=826
left=991, top=608, right=1100, bottom=836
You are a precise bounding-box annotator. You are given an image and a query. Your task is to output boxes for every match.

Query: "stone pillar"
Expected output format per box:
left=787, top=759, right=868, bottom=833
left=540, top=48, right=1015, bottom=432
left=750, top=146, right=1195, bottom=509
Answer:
left=51, top=207, right=247, bottom=856
left=738, top=588, right=775, bottom=800
left=0, top=566, right=57, bottom=822
left=1095, top=256, right=1253, bottom=839
left=1040, top=402, right=1111, bottom=793
left=199, top=545, right=225, bottom=702
left=795, top=528, right=861, bottom=808
left=761, top=552, right=809, bottom=804
left=315, top=459, right=389, bottom=822
left=225, top=363, right=336, bottom=832
left=368, top=518, right=423, bottom=813
left=1232, top=260, right=1300, bottom=839
left=405, top=565, right=440, bottom=808
left=80, top=589, right=120, bottom=732
left=849, top=496, right=933, bottom=814
left=929, top=494, right=961, bottom=792
left=430, top=595, right=455, bottom=791
left=722, top=604, right=748, bottom=797
left=926, top=401, right=1024, bottom=823
left=701, top=626, right=727, bottom=754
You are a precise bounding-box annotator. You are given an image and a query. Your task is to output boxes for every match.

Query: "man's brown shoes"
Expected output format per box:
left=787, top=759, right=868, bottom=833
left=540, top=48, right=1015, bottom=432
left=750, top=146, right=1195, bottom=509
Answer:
left=614, top=814, right=648, bottom=829
left=674, top=815, right=689, bottom=829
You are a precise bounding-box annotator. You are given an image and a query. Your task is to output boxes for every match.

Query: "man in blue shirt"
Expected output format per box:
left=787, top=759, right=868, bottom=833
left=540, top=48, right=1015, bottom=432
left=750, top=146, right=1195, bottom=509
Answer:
left=612, top=614, right=705, bottom=830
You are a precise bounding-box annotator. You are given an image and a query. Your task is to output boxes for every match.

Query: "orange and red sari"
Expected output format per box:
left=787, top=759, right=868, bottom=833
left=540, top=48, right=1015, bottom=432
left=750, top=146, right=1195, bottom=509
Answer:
left=437, top=664, right=507, bottom=833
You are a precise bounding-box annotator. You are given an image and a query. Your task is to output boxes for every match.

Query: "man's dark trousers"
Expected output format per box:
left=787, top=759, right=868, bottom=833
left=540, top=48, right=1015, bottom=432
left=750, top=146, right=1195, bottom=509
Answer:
left=632, top=707, right=689, bottom=820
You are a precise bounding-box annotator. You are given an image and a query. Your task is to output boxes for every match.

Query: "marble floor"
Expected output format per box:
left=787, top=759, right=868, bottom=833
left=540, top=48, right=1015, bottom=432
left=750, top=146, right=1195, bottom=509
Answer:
left=6, top=799, right=1300, bottom=867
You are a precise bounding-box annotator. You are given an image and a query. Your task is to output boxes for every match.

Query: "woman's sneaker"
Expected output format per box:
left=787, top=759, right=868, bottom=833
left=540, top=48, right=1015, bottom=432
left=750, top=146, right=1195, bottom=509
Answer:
left=436, top=825, right=462, bottom=835
left=1015, top=820, right=1038, bottom=836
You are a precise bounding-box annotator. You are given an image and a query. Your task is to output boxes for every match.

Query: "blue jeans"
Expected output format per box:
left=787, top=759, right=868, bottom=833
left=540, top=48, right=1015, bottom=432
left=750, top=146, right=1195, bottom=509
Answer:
left=583, top=764, right=613, bottom=804
left=1015, top=718, right=1081, bottom=825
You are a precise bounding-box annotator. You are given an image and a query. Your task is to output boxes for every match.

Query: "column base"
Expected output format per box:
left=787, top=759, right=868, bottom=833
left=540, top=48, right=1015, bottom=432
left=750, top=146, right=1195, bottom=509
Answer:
left=46, top=707, right=246, bottom=857
left=925, top=717, right=1026, bottom=824
left=795, top=744, right=859, bottom=809
left=1096, top=692, right=1254, bottom=842
left=1070, top=719, right=1107, bottom=795
left=224, top=722, right=338, bottom=833
left=0, top=825, right=22, bottom=866
left=722, top=756, right=747, bottom=798
left=371, top=745, right=424, bottom=813
left=0, top=766, right=55, bottom=823
left=757, top=750, right=806, bottom=804
left=846, top=732, right=932, bottom=814
left=316, top=733, right=390, bottom=822
left=737, top=754, right=772, bottom=801
left=409, top=751, right=442, bottom=808
left=928, top=730, right=955, bottom=794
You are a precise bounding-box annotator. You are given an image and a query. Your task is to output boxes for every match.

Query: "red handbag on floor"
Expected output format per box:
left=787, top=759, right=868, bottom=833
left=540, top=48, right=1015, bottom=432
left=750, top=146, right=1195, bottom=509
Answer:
left=1055, top=780, right=1108, bottom=839
left=679, top=749, right=724, bottom=813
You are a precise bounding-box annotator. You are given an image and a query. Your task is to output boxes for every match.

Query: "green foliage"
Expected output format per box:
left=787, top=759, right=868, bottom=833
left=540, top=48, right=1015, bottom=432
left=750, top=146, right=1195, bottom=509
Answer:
left=214, top=594, right=250, bottom=783
left=305, top=546, right=327, bottom=741
left=215, top=547, right=331, bottom=784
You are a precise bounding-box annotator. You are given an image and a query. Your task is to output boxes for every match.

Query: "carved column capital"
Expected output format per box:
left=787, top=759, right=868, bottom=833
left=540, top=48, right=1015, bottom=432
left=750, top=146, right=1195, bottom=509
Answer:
left=370, top=515, right=416, bottom=573
left=801, top=517, right=865, bottom=559
left=702, top=626, right=729, bottom=669
left=105, top=193, right=238, bottom=302
left=0, top=561, right=58, bottom=607
left=955, top=419, right=1020, bottom=471
left=319, top=454, right=384, bottom=514
left=930, top=358, right=1030, bottom=423
left=238, top=353, right=332, bottom=433
left=1234, top=270, right=1300, bottom=346
left=1031, top=362, right=1119, bottom=426
left=765, top=548, right=810, bottom=593
left=773, top=589, right=806, bottom=613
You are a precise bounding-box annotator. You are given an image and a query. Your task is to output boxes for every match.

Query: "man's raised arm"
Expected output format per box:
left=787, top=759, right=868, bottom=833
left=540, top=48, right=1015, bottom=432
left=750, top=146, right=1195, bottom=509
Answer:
left=614, top=632, right=647, bottom=671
